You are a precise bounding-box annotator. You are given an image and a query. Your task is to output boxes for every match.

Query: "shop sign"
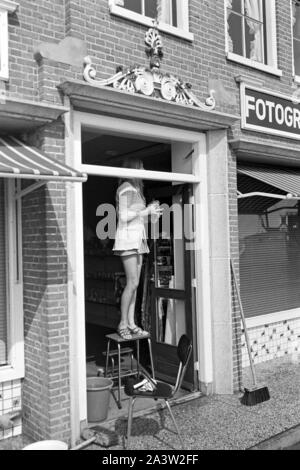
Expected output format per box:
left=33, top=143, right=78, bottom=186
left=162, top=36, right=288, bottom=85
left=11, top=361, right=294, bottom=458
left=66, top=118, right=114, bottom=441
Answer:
left=241, top=84, right=300, bottom=140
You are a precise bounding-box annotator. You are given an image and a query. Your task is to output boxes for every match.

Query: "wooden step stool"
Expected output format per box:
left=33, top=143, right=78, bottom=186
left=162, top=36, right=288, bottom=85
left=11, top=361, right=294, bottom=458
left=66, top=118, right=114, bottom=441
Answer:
left=104, top=332, right=155, bottom=409
left=102, top=347, right=134, bottom=377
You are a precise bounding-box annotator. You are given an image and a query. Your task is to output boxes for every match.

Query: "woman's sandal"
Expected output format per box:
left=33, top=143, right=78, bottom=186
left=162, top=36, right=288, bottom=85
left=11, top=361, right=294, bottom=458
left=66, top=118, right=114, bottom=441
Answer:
left=128, top=326, right=148, bottom=337
left=117, top=327, right=132, bottom=340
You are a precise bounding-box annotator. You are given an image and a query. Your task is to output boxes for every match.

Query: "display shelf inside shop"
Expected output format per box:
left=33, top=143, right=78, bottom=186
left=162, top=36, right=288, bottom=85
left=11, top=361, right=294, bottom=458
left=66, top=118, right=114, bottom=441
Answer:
left=84, top=240, right=125, bottom=328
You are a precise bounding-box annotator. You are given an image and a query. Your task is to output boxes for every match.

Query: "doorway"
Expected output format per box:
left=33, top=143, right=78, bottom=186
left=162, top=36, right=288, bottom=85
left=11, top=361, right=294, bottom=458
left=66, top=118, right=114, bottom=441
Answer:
left=81, top=131, right=198, bottom=418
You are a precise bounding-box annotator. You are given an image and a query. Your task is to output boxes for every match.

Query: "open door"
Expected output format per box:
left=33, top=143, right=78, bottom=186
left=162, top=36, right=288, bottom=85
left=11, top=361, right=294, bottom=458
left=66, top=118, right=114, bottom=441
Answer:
left=147, top=183, right=197, bottom=390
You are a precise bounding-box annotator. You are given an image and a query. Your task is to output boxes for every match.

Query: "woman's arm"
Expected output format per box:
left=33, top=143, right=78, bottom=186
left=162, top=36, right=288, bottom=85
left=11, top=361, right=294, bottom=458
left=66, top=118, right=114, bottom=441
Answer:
left=118, top=188, right=148, bottom=223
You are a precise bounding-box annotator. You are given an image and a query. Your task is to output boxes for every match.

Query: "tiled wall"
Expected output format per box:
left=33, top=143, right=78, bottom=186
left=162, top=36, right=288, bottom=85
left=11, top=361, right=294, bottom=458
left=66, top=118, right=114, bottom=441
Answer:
left=242, top=318, right=300, bottom=368
left=0, top=379, right=22, bottom=440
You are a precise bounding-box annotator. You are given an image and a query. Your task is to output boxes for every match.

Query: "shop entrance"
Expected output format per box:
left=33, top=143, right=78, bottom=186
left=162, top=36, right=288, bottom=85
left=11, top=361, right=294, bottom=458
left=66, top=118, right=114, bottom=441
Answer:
left=81, top=130, right=198, bottom=418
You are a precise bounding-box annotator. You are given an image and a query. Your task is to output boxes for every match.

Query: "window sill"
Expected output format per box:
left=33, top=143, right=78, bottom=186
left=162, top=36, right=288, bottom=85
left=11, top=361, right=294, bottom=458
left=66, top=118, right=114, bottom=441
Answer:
left=0, top=1, right=19, bottom=13
left=244, top=308, right=300, bottom=329
left=0, top=71, right=9, bottom=81
left=0, top=365, right=24, bottom=382
left=294, top=75, right=300, bottom=85
left=226, top=52, right=283, bottom=77
left=109, top=4, right=194, bottom=42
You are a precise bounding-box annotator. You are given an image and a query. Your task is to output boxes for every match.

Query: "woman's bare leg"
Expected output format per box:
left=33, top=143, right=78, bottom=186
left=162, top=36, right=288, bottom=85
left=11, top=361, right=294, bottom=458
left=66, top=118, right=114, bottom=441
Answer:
left=119, top=254, right=139, bottom=330
left=127, top=254, right=143, bottom=328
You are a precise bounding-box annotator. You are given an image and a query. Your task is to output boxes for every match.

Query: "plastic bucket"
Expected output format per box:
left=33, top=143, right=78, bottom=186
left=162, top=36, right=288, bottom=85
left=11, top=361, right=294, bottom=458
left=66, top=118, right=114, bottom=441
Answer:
left=86, top=377, right=113, bottom=422
left=23, top=440, right=68, bottom=450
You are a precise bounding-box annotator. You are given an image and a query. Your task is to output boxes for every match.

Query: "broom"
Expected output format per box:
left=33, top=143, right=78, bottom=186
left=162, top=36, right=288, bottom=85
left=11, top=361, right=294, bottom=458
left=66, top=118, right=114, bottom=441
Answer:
left=231, top=260, right=270, bottom=406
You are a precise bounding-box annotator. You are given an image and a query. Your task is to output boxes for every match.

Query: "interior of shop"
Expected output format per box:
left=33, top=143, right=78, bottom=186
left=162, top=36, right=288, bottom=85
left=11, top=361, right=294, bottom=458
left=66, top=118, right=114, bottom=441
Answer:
left=82, top=130, right=195, bottom=422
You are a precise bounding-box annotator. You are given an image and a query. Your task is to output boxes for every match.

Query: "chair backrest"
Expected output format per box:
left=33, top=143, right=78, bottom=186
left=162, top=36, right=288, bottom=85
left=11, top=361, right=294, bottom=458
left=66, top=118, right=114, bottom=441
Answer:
left=173, top=335, right=192, bottom=396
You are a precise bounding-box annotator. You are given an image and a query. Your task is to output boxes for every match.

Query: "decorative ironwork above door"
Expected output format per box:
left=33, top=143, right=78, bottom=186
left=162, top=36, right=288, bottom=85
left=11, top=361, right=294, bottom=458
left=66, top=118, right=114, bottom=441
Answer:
left=83, top=24, right=216, bottom=111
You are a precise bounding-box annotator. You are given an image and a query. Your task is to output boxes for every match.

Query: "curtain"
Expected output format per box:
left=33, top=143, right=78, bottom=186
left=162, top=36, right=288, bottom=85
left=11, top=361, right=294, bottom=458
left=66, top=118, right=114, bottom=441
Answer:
left=293, top=2, right=297, bottom=27
left=226, top=0, right=233, bottom=53
left=245, top=0, right=264, bottom=62
left=157, top=0, right=172, bottom=25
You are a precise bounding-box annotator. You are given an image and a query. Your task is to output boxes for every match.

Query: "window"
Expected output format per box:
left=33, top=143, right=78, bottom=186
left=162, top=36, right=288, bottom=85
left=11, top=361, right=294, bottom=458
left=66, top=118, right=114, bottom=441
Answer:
left=0, top=179, right=24, bottom=381
left=225, top=0, right=281, bottom=76
left=238, top=173, right=300, bottom=319
left=109, top=0, right=193, bottom=41
left=227, top=0, right=266, bottom=64
left=0, top=9, right=9, bottom=80
left=121, top=0, right=177, bottom=27
left=0, top=179, right=7, bottom=366
left=0, top=1, right=18, bottom=81
left=293, top=0, right=300, bottom=78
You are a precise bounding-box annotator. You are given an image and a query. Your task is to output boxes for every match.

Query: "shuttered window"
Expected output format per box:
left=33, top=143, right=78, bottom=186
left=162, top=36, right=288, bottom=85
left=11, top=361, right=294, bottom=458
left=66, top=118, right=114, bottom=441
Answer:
left=0, top=179, right=7, bottom=364
left=238, top=173, right=300, bottom=319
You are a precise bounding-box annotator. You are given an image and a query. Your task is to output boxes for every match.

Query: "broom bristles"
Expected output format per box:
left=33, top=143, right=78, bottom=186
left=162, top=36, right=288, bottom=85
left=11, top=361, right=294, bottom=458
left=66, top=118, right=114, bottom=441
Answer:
left=240, top=386, right=270, bottom=406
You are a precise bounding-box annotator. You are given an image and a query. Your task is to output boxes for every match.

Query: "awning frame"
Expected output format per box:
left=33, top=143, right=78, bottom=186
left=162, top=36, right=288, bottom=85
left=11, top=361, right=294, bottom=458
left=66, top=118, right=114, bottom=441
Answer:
left=237, top=190, right=300, bottom=201
left=14, top=181, right=46, bottom=199
left=0, top=135, right=87, bottom=191
left=237, top=164, right=300, bottom=202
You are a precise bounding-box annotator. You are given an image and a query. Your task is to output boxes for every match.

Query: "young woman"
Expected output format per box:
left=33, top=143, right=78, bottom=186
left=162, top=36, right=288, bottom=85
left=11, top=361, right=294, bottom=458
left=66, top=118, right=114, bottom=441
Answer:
left=113, top=158, right=163, bottom=339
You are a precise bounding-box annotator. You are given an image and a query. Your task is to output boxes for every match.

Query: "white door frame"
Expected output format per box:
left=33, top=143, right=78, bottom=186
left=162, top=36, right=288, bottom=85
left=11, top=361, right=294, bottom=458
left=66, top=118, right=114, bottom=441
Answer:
left=66, top=110, right=214, bottom=433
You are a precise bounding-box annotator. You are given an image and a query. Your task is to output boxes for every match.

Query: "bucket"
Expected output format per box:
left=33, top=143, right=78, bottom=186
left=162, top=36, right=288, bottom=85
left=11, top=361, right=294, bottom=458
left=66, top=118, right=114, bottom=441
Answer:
left=86, top=377, right=113, bottom=422
left=23, top=440, right=68, bottom=450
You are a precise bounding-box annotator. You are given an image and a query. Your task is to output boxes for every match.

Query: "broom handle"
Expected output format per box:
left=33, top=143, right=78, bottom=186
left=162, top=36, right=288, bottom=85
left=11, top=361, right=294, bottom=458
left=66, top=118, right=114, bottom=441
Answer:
left=230, top=260, right=258, bottom=387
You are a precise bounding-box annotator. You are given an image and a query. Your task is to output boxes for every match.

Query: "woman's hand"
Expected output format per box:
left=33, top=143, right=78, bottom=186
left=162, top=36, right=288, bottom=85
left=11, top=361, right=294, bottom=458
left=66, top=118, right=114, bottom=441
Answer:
left=140, top=203, right=163, bottom=220
left=147, top=202, right=164, bottom=220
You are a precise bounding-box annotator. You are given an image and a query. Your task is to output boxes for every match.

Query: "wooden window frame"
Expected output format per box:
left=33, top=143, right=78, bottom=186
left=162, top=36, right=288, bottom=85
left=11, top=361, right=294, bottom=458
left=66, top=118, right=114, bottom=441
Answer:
left=109, top=0, right=193, bottom=41
left=225, top=0, right=282, bottom=77
left=0, top=1, right=18, bottom=81
left=0, top=179, right=24, bottom=382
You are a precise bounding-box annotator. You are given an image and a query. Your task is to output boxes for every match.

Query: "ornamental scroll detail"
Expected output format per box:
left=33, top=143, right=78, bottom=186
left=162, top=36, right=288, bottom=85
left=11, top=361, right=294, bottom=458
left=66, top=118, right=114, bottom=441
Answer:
left=83, top=24, right=216, bottom=111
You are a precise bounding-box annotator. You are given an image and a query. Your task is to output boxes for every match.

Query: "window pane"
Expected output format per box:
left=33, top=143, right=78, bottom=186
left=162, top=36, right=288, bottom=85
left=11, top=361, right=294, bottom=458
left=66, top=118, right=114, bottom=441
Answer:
left=294, top=39, right=300, bottom=75
left=245, top=19, right=264, bottom=63
left=153, top=196, right=185, bottom=291
left=230, top=0, right=243, bottom=14
left=227, top=12, right=243, bottom=56
left=172, top=0, right=177, bottom=27
left=244, top=0, right=263, bottom=22
left=123, top=0, right=142, bottom=14
left=145, top=0, right=157, bottom=18
left=294, top=4, right=300, bottom=39
left=0, top=179, right=7, bottom=365
left=156, top=298, right=186, bottom=345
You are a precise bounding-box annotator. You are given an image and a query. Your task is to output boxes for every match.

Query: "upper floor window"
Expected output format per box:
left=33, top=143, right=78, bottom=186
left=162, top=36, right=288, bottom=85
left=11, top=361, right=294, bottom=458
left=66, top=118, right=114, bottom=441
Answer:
left=122, top=0, right=177, bottom=27
left=109, top=0, right=193, bottom=41
left=225, top=0, right=281, bottom=76
left=227, top=0, right=266, bottom=63
left=0, top=9, right=9, bottom=80
left=0, top=1, right=19, bottom=81
left=293, top=0, right=300, bottom=78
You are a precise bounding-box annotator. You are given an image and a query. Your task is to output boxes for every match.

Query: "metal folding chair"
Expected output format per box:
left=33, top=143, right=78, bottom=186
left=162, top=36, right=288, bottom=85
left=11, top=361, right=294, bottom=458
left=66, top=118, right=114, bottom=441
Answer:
left=124, top=334, right=192, bottom=449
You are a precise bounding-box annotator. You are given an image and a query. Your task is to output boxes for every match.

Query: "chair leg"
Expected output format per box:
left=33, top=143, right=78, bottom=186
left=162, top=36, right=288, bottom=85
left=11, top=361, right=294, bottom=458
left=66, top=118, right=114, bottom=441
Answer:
left=126, top=397, right=135, bottom=449
left=165, top=400, right=185, bottom=449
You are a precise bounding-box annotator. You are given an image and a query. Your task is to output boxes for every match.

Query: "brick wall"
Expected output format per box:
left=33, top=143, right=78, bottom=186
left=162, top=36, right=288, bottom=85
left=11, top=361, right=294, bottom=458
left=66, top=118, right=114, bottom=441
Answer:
left=22, top=121, right=70, bottom=442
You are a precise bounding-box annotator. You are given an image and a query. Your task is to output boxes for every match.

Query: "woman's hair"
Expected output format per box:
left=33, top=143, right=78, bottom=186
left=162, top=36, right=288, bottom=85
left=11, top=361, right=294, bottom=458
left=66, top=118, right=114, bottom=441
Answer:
left=118, top=157, right=144, bottom=196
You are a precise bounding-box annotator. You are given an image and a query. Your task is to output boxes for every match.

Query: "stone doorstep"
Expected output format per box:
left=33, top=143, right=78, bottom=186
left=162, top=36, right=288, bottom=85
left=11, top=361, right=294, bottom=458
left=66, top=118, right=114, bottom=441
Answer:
left=248, top=424, right=300, bottom=450
left=94, top=390, right=202, bottom=430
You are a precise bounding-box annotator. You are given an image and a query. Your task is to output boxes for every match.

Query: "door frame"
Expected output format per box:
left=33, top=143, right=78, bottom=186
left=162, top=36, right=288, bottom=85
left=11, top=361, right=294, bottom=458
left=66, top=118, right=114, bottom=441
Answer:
left=149, top=183, right=196, bottom=389
left=66, top=110, right=214, bottom=433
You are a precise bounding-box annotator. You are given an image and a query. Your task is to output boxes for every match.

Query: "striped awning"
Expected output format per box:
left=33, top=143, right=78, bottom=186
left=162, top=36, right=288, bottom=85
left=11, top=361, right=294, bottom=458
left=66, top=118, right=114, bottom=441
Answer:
left=0, top=136, right=87, bottom=182
left=238, top=164, right=300, bottom=198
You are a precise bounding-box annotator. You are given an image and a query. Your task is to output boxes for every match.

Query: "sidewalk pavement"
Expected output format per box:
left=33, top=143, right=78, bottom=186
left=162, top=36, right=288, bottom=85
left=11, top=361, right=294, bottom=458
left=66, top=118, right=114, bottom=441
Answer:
left=1, top=354, right=300, bottom=450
